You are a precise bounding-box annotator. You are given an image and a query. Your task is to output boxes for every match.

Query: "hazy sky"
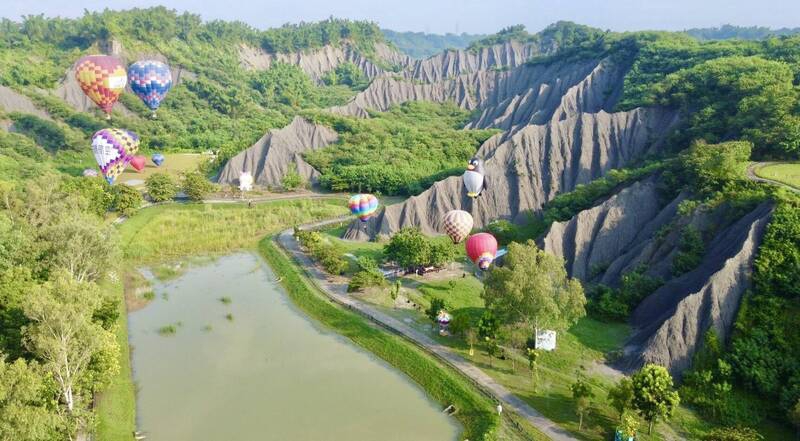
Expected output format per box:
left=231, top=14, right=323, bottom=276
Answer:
left=2, top=0, right=798, bottom=34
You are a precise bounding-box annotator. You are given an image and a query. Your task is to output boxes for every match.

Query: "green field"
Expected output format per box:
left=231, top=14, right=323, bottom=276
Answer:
left=755, top=162, right=800, bottom=189
left=116, top=153, right=207, bottom=188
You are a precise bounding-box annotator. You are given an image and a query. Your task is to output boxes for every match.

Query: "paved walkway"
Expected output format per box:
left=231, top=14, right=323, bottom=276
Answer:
left=746, top=162, right=800, bottom=193
left=277, top=226, right=577, bottom=441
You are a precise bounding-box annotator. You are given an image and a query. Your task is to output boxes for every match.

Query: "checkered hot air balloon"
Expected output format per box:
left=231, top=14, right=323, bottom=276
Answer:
left=466, top=232, right=498, bottom=271
left=348, top=194, right=379, bottom=222
left=442, top=210, right=473, bottom=243
left=75, top=55, right=127, bottom=119
left=128, top=60, right=172, bottom=117
left=91, top=128, right=140, bottom=184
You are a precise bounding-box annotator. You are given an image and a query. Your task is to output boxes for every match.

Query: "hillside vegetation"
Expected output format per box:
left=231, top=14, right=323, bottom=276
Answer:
left=382, top=29, right=485, bottom=58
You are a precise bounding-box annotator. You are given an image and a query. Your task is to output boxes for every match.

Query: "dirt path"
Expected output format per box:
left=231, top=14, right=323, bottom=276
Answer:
left=746, top=162, right=800, bottom=193
left=277, top=226, right=577, bottom=441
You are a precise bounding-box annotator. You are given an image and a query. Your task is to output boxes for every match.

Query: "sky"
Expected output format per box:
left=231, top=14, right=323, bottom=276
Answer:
left=2, top=0, right=799, bottom=35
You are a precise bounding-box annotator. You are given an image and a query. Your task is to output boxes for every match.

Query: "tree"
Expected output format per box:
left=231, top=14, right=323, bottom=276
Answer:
left=608, top=377, right=635, bottom=421
left=181, top=171, right=213, bottom=201
left=631, top=364, right=680, bottom=434
left=679, top=140, right=752, bottom=194
left=281, top=163, right=304, bottom=191
left=789, top=399, right=800, bottom=439
left=482, top=240, right=586, bottom=333
left=448, top=311, right=471, bottom=337
left=499, top=324, right=527, bottom=372
left=527, top=348, right=540, bottom=389
left=42, top=212, right=118, bottom=283
left=477, top=310, right=499, bottom=340
left=112, top=184, right=142, bottom=217
left=426, top=297, right=446, bottom=322
left=570, top=375, right=595, bottom=431
left=145, top=173, right=178, bottom=202
left=23, top=272, right=119, bottom=417
left=0, top=357, right=60, bottom=441
left=384, top=227, right=430, bottom=269
left=485, top=337, right=502, bottom=368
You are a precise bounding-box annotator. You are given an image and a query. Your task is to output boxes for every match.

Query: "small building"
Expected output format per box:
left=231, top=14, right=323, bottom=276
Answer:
left=535, top=329, right=557, bottom=351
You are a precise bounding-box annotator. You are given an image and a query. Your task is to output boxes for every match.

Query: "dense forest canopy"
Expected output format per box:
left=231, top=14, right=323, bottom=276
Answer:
left=685, top=24, right=800, bottom=41
left=381, top=29, right=485, bottom=59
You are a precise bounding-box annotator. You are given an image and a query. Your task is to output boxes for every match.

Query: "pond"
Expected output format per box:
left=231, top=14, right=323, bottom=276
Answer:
left=129, top=252, right=460, bottom=441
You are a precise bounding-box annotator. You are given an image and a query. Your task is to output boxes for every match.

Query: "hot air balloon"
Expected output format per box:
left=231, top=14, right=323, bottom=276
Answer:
left=75, top=55, right=127, bottom=119
left=437, top=310, right=452, bottom=336
left=91, top=128, right=140, bottom=184
left=348, top=194, right=379, bottom=222
left=152, top=153, right=165, bottom=166
left=130, top=155, right=146, bottom=172
left=442, top=210, right=473, bottom=243
left=462, top=157, right=487, bottom=198
left=465, top=232, right=498, bottom=271
left=128, top=60, right=172, bottom=118
left=239, top=171, right=254, bottom=192
left=82, top=168, right=99, bottom=177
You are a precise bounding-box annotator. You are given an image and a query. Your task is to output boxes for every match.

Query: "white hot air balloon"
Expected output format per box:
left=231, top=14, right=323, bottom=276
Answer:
left=462, top=157, right=486, bottom=198
left=239, top=171, right=253, bottom=192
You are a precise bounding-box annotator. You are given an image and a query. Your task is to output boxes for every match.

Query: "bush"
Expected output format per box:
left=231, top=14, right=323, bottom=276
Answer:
left=426, top=297, right=447, bottom=322
left=181, top=171, right=214, bottom=201
left=281, top=163, right=304, bottom=191
left=672, top=225, right=706, bottom=275
left=347, top=256, right=386, bottom=292
left=60, top=176, right=114, bottom=216
left=145, top=173, right=178, bottom=202
left=702, top=427, right=763, bottom=441
left=449, top=311, right=472, bottom=337
left=112, top=184, right=143, bottom=217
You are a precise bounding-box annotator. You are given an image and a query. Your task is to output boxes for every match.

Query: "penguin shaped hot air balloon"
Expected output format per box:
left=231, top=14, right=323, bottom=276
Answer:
left=151, top=153, right=165, bottom=167
left=442, top=210, right=474, bottom=244
left=465, top=232, right=498, bottom=271
left=462, top=157, right=487, bottom=198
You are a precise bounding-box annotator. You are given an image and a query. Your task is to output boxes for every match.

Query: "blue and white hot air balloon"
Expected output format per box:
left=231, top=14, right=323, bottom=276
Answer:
left=151, top=153, right=165, bottom=167
left=128, top=60, right=172, bottom=118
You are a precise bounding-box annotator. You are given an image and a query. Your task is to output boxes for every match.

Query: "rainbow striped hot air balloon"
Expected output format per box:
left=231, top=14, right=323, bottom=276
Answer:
left=74, top=55, right=127, bottom=119
left=348, top=194, right=379, bottom=222
left=128, top=60, right=172, bottom=117
left=91, top=128, right=140, bottom=184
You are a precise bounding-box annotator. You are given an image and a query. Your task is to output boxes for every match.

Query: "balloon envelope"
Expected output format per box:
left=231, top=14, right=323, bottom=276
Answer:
left=239, top=171, right=254, bottom=192
left=442, top=210, right=473, bottom=243
left=130, top=155, right=146, bottom=172
left=348, top=194, right=379, bottom=222
left=91, top=128, right=140, bottom=184
left=465, top=232, right=498, bottom=270
left=463, top=170, right=484, bottom=198
left=151, top=153, right=165, bottom=166
left=75, top=55, right=127, bottom=116
left=128, top=60, right=172, bottom=112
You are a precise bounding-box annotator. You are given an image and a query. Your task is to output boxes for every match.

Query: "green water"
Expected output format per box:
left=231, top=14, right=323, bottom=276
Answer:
left=129, top=253, right=460, bottom=441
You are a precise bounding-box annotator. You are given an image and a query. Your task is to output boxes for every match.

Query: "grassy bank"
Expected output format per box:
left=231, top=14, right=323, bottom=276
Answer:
left=94, top=279, right=136, bottom=441
left=259, top=236, right=548, bottom=441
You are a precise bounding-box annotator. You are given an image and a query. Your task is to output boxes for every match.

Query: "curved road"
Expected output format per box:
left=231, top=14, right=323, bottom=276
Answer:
left=746, top=162, right=800, bottom=193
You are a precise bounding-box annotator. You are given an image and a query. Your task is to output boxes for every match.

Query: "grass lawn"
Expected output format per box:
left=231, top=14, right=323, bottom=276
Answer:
left=348, top=270, right=719, bottom=441
left=755, top=162, right=800, bottom=189
left=116, top=153, right=206, bottom=188
left=119, top=198, right=347, bottom=264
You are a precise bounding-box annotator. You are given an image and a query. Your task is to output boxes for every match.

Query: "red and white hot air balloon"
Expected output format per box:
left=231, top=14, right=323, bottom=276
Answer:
left=465, top=232, right=498, bottom=271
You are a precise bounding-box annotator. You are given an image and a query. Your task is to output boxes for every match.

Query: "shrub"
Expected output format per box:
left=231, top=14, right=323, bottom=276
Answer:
left=672, top=226, right=705, bottom=275
left=702, top=427, right=763, bottom=441
left=145, top=173, right=178, bottom=202
left=449, top=312, right=472, bottom=337
left=181, top=170, right=214, bottom=201
left=425, top=297, right=447, bottom=322
left=281, top=163, right=304, bottom=191
left=112, top=184, right=143, bottom=217
left=347, top=256, right=386, bottom=292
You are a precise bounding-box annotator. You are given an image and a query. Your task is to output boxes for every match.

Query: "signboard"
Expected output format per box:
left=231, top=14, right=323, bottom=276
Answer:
left=535, top=329, right=557, bottom=351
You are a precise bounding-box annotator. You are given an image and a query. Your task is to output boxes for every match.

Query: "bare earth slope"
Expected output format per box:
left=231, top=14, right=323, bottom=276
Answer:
left=217, top=116, right=338, bottom=187
left=623, top=203, right=773, bottom=375
left=345, top=107, right=678, bottom=240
